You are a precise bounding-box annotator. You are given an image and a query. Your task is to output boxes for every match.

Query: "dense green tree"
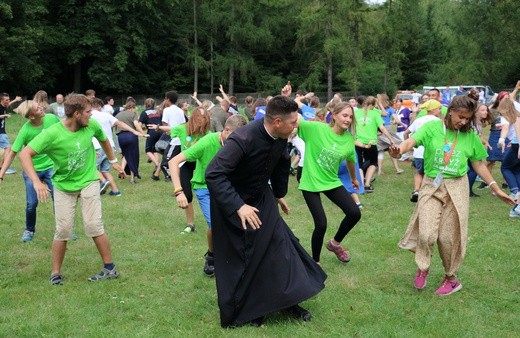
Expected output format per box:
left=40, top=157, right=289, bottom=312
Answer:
left=1, top=0, right=520, bottom=97
left=0, top=0, right=54, bottom=95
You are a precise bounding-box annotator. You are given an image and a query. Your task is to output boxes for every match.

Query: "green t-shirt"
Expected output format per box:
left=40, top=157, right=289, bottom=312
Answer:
left=297, top=120, right=356, bottom=192
left=12, top=114, right=60, bottom=171
left=183, top=132, right=221, bottom=189
left=170, top=124, right=207, bottom=152
left=28, top=118, right=107, bottom=192
left=354, top=108, right=384, bottom=144
left=416, top=105, right=448, bottom=119
left=412, top=120, right=487, bottom=179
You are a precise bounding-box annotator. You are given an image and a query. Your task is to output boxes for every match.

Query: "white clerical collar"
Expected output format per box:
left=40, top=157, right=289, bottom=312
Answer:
left=263, top=123, right=278, bottom=140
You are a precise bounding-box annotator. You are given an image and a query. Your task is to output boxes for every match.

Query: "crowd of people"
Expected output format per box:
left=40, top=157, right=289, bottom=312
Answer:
left=0, top=81, right=519, bottom=327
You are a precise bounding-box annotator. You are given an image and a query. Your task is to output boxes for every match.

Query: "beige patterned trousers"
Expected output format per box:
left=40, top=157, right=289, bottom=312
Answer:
left=399, top=175, right=469, bottom=276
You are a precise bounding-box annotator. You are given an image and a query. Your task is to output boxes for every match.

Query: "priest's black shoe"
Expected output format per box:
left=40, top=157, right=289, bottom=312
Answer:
left=286, top=305, right=312, bottom=321
left=248, top=316, right=265, bottom=327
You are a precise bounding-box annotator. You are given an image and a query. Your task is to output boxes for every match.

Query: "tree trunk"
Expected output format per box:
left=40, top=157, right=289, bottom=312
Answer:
left=210, top=40, right=214, bottom=96
left=353, top=0, right=361, bottom=96
left=73, top=60, right=81, bottom=93
left=193, top=0, right=198, bottom=94
left=327, top=55, right=333, bottom=101
left=228, top=66, right=234, bottom=96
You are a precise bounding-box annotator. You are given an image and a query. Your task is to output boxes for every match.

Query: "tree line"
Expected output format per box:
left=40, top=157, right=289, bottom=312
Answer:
left=1, top=0, right=519, bottom=100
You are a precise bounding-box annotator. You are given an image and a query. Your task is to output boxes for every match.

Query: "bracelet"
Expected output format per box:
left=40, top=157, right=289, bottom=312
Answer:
left=488, top=181, right=497, bottom=188
left=109, top=158, right=118, bottom=164
left=174, top=190, right=184, bottom=197
left=174, top=187, right=183, bottom=193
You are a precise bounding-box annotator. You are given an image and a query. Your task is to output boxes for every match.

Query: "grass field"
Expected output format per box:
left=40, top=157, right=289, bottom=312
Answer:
left=0, top=113, right=519, bottom=336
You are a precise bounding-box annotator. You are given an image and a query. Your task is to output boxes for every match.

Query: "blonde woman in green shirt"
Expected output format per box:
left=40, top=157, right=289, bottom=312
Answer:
left=298, top=101, right=361, bottom=265
left=0, top=101, right=60, bottom=242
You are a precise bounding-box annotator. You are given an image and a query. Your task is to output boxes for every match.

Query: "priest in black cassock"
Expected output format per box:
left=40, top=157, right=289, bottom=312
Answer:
left=206, top=95, right=327, bottom=328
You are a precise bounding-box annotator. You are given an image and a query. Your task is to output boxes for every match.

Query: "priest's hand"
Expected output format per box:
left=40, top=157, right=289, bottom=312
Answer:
left=277, top=198, right=290, bottom=215
left=237, top=204, right=262, bottom=230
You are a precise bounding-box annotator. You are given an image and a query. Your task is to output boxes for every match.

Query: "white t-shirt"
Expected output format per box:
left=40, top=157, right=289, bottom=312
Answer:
left=290, top=135, right=305, bottom=167
left=162, top=105, right=185, bottom=146
left=514, top=101, right=520, bottom=113
left=102, top=104, right=114, bottom=115
left=408, top=115, right=439, bottom=159
left=91, top=109, right=118, bottom=149
left=499, top=117, right=517, bottom=144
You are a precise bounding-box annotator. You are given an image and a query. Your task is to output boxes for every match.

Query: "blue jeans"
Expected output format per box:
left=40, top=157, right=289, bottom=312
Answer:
left=467, top=160, right=477, bottom=192
left=23, top=168, right=54, bottom=232
left=194, top=188, right=211, bottom=228
left=501, top=143, right=520, bottom=193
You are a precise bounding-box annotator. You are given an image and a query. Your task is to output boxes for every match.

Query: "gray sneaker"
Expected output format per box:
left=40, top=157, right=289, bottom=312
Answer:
left=21, top=230, right=34, bottom=242
left=88, top=266, right=119, bottom=281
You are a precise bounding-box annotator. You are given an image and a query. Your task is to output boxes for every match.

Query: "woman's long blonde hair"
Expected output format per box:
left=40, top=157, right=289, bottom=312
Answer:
left=329, top=101, right=356, bottom=136
left=497, top=98, right=519, bottom=125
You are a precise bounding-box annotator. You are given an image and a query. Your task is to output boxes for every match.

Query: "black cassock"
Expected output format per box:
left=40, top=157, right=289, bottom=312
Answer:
left=206, top=119, right=327, bottom=327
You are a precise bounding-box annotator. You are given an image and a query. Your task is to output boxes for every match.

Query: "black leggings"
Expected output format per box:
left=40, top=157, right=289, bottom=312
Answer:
left=179, top=161, right=196, bottom=203
left=302, top=186, right=361, bottom=262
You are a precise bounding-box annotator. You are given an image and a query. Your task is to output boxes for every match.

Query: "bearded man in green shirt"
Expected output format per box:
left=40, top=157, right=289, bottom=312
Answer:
left=20, top=94, right=126, bottom=285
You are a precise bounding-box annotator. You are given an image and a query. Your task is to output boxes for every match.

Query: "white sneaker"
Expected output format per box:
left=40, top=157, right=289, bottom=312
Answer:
left=509, top=205, right=520, bottom=218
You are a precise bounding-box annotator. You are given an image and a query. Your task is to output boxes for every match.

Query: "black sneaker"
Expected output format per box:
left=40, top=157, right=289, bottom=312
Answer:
left=203, top=252, right=215, bottom=277
left=477, top=182, right=488, bottom=189
left=49, top=273, right=64, bottom=286
left=365, top=185, right=374, bottom=193
left=151, top=174, right=160, bottom=181
left=470, top=191, right=480, bottom=197
left=410, top=191, right=419, bottom=202
left=285, top=304, right=312, bottom=321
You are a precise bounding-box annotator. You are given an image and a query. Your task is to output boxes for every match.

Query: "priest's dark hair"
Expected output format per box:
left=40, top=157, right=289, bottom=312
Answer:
left=264, top=95, right=298, bottom=122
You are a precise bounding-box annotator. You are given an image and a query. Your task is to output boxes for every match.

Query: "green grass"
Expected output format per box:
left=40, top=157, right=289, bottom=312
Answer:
left=1, top=113, right=519, bottom=336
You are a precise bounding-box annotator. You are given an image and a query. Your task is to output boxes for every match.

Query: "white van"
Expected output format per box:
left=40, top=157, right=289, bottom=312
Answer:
left=423, top=85, right=497, bottom=105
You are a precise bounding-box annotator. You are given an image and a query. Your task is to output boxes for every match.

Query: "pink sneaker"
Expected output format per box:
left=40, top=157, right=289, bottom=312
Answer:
left=326, top=240, right=351, bottom=262
left=414, top=268, right=429, bottom=289
left=435, top=277, right=462, bottom=296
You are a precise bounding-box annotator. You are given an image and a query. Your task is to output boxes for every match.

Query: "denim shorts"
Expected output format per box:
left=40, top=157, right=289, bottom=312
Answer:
left=194, top=188, right=211, bottom=229
left=95, top=148, right=111, bottom=173
left=0, top=134, right=10, bottom=149
left=414, top=158, right=425, bottom=174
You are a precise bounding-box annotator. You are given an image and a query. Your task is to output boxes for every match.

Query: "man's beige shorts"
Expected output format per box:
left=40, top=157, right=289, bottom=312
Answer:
left=54, top=181, right=105, bottom=240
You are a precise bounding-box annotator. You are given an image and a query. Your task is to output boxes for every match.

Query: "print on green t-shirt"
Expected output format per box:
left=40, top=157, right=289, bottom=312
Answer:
left=27, top=118, right=107, bottom=192
left=412, top=120, right=487, bottom=178
left=297, top=120, right=356, bottom=192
